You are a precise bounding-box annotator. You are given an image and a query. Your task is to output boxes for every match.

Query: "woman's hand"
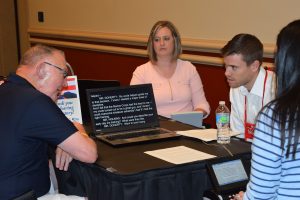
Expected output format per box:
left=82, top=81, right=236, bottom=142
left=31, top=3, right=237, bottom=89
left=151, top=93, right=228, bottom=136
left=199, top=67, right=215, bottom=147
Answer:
left=230, top=191, right=244, bottom=200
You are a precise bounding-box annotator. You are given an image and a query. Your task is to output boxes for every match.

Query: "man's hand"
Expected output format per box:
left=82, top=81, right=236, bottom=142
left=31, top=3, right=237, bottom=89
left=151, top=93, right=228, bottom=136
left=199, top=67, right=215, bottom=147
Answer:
left=55, top=147, right=73, bottom=171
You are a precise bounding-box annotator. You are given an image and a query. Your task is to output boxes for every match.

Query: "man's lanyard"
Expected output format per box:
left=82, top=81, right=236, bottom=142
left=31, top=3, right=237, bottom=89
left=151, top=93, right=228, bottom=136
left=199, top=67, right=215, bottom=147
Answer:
left=244, top=70, right=268, bottom=140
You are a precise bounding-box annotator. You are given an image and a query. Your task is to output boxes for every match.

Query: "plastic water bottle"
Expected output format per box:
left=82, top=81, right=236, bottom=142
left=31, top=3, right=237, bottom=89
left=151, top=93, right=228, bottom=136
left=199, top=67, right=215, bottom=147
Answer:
left=216, top=101, right=230, bottom=144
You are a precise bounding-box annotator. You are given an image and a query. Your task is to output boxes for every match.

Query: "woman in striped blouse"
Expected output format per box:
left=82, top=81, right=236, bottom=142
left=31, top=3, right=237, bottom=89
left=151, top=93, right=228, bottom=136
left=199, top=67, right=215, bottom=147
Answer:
left=233, top=19, right=300, bottom=200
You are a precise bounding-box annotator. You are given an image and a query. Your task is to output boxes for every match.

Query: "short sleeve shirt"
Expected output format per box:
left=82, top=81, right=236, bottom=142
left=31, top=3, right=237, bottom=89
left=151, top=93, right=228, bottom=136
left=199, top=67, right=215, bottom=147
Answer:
left=0, top=74, right=77, bottom=199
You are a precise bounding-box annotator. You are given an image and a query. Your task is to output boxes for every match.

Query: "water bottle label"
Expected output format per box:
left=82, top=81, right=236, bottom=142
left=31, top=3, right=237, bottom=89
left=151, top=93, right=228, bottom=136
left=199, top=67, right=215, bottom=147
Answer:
left=216, top=113, right=229, bottom=124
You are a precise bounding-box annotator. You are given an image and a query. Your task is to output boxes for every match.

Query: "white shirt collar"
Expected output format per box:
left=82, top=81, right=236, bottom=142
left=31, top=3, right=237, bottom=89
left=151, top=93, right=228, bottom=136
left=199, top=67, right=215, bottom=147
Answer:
left=239, top=67, right=266, bottom=97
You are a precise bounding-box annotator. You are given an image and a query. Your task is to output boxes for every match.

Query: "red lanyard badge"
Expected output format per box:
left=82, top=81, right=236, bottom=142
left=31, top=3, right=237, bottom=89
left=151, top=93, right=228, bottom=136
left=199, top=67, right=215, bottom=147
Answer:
left=244, top=70, right=268, bottom=141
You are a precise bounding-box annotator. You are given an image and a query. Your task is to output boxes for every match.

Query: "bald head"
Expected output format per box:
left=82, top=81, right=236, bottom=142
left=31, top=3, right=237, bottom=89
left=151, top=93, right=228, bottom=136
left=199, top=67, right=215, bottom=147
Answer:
left=20, top=44, right=65, bottom=67
left=17, top=44, right=69, bottom=101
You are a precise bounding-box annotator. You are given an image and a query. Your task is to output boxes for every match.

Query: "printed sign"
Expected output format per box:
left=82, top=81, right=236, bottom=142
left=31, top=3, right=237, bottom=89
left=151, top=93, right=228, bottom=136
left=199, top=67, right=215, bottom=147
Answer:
left=57, top=76, right=83, bottom=124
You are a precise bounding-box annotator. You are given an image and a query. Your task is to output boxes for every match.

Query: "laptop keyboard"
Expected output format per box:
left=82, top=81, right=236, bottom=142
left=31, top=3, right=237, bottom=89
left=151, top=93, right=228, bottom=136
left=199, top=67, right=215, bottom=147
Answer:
left=105, top=129, right=168, bottom=141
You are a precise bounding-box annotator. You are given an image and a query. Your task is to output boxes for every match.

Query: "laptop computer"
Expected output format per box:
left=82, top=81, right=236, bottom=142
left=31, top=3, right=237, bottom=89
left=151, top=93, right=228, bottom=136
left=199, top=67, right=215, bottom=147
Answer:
left=204, top=157, right=249, bottom=200
left=171, top=111, right=204, bottom=128
left=86, top=84, right=180, bottom=146
left=78, top=79, right=120, bottom=124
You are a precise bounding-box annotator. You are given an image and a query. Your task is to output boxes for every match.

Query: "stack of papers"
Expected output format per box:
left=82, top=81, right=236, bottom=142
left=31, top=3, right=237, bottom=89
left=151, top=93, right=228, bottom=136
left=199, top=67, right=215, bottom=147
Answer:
left=176, top=129, right=240, bottom=142
left=145, top=146, right=216, bottom=164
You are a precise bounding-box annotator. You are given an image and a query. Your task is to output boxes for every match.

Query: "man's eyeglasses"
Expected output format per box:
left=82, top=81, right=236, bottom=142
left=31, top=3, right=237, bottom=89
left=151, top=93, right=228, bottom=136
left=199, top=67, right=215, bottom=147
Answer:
left=44, top=62, right=69, bottom=78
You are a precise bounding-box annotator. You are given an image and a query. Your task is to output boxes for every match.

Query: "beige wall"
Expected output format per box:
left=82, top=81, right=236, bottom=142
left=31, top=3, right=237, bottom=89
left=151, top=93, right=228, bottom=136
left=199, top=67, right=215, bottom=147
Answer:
left=26, top=0, right=300, bottom=44
left=18, top=0, right=30, bottom=56
left=0, top=0, right=19, bottom=75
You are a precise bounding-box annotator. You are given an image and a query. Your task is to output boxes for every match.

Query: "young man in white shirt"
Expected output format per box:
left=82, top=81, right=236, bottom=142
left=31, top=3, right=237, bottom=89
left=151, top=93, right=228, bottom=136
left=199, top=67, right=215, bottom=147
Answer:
left=221, top=34, right=276, bottom=141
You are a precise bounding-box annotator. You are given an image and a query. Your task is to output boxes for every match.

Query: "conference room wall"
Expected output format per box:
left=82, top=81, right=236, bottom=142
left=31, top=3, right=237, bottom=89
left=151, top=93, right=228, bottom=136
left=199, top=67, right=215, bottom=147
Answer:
left=29, top=45, right=230, bottom=128
left=23, top=0, right=300, bottom=126
left=0, top=0, right=19, bottom=76
left=26, top=0, right=300, bottom=44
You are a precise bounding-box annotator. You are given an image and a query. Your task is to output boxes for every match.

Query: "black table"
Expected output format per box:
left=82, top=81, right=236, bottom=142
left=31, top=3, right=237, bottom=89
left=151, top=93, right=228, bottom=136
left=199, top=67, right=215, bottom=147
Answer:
left=56, top=119, right=252, bottom=200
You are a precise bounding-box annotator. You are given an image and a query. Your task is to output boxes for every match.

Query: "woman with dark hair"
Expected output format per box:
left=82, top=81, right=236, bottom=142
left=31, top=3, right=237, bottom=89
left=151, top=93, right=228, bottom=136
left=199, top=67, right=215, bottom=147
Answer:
left=233, top=19, right=300, bottom=200
left=130, top=20, right=210, bottom=118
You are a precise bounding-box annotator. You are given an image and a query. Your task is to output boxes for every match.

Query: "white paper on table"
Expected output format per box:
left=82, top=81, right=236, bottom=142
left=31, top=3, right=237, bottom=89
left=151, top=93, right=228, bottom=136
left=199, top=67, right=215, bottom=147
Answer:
left=144, top=145, right=216, bottom=164
left=176, top=129, right=240, bottom=142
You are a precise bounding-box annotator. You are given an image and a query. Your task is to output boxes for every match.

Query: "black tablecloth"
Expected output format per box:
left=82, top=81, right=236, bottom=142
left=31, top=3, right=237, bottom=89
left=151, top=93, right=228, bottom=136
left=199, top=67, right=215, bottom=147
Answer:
left=53, top=119, right=252, bottom=200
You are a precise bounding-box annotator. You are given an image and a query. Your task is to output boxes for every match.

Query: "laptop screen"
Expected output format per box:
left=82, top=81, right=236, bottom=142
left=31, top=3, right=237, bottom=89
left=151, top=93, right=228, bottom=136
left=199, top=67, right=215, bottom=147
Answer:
left=207, top=158, right=249, bottom=192
left=78, top=79, right=120, bottom=124
left=86, top=84, right=159, bottom=134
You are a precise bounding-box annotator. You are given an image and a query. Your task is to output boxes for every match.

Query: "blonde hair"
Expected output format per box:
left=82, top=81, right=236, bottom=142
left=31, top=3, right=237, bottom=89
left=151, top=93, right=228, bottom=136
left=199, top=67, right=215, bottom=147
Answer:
left=147, top=21, right=182, bottom=63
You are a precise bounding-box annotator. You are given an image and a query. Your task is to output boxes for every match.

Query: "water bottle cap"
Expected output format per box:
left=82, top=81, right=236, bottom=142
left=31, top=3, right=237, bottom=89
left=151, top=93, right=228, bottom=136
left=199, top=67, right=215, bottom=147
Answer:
left=219, top=101, right=225, bottom=105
